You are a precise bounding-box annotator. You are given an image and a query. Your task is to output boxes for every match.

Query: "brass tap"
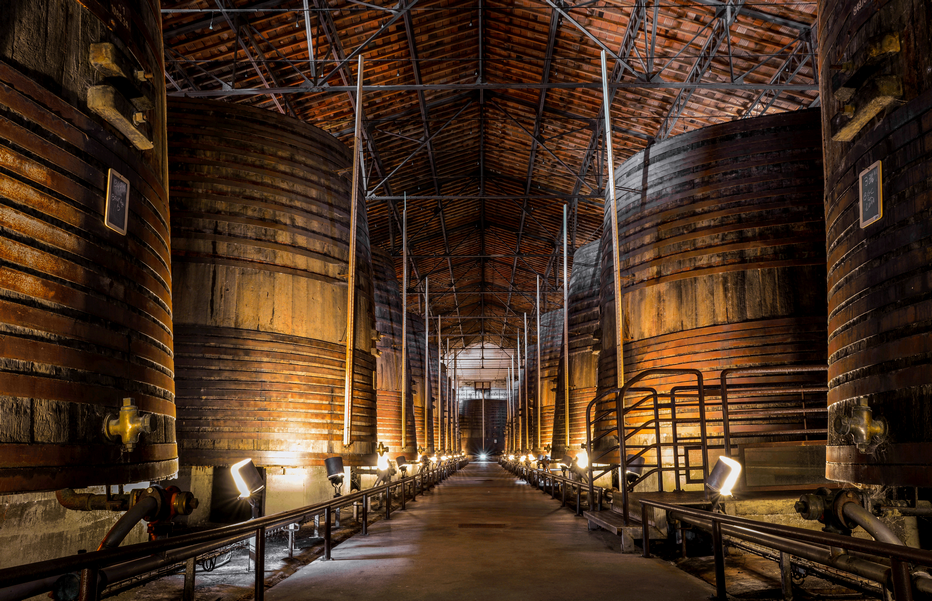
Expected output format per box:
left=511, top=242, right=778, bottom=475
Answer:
left=835, top=398, right=887, bottom=453
left=104, top=398, right=152, bottom=452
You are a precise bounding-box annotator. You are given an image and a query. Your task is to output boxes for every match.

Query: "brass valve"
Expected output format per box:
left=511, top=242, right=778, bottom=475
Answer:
left=104, top=398, right=152, bottom=452
left=834, top=398, right=887, bottom=453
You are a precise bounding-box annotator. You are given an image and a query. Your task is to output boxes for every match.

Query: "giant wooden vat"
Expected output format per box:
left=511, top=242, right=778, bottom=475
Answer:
left=169, top=98, right=377, bottom=468
left=820, top=0, right=932, bottom=486
left=0, top=0, right=176, bottom=492
left=598, top=109, right=828, bottom=463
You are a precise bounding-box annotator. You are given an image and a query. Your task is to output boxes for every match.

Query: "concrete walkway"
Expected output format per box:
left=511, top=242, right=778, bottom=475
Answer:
left=265, top=461, right=714, bottom=601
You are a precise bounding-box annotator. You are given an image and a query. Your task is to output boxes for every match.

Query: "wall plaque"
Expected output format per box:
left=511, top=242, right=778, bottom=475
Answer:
left=105, top=168, right=130, bottom=235
left=859, top=160, right=882, bottom=228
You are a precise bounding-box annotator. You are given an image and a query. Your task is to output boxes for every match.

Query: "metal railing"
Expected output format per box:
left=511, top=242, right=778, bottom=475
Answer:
left=500, top=460, right=609, bottom=516
left=0, top=460, right=468, bottom=601
left=638, top=498, right=932, bottom=601
left=583, top=366, right=829, bottom=522
left=586, top=368, right=707, bottom=523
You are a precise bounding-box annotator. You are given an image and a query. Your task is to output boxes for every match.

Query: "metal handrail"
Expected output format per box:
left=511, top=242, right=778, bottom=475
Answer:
left=638, top=498, right=932, bottom=601
left=501, top=461, right=609, bottom=516
left=720, top=365, right=828, bottom=455
left=586, top=370, right=706, bottom=523
left=0, top=460, right=467, bottom=600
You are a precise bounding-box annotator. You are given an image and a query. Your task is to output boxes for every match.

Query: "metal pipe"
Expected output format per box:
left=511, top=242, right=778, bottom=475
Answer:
left=56, top=488, right=129, bottom=512
left=0, top=476, right=421, bottom=592
left=843, top=503, right=905, bottom=547
left=97, top=496, right=158, bottom=550
left=660, top=506, right=932, bottom=596
left=600, top=50, right=624, bottom=390
left=342, top=54, right=364, bottom=446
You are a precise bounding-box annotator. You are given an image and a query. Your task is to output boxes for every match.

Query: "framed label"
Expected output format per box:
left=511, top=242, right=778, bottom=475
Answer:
left=105, top=168, right=130, bottom=235
left=859, top=160, right=882, bottom=228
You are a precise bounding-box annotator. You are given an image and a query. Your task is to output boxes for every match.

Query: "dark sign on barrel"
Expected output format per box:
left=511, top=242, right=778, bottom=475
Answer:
left=859, top=160, right=883, bottom=228
left=105, top=168, right=130, bottom=235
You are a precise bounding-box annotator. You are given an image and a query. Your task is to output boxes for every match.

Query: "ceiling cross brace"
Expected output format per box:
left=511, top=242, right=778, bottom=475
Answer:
left=212, top=0, right=286, bottom=114
left=656, top=0, right=748, bottom=140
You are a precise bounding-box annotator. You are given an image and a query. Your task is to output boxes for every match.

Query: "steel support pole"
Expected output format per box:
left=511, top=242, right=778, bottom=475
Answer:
left=78, top=567, right=99, bottom=601
left=183, top=557, right=196, bottom=601
left=642, top=503, right=651, bottom=558
left=362, top=493, right=368, bottom=535
left=780, top=552, right=793, bottom=601
left=600, top=51, right=624, bottom=390
left=516, top=332, right=521, bottom=451
left=342, top=55, right=364, bottom=446
left=385, top=485, right=391, bottom=521
left=524, top=312, right=529, bottom=449
left=712, top=520, right=726, bottom=600
left=324, top=507, right=333, bottom=560
left=536, top=275, right=541, bottom=451
left=254, top=526, right=266, bottom=601
left=563, top=204, right=570, bottom=449
left=401, top=198, right=407, bottom=451
left=437, top=315, right=441, bottom=451
left=482, top=390, right=486, bottom=451
left=424, top=279, right=430, bottom=451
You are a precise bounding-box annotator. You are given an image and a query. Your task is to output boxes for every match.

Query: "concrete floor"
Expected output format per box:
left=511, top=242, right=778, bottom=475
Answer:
left=264, top=461, right=715, bottom=601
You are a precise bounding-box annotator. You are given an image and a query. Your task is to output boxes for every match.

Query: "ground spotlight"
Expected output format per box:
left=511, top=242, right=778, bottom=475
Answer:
left=325, top=456, right=345, bottom=497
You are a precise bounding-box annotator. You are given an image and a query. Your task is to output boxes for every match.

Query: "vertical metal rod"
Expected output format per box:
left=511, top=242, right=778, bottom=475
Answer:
left=401, top=198, right=407, bottom=451
left=516, top=330, right=522, bottom=450
left=712, top=520, right=726, bottom=601
left=424, top=279, right=430, bottom=451
left=184, top=557, right=196, bottom=601
left=563, top=204, right=570, bottom=449
left=362, top=494, right=368, bottom=535
left=575, top=485, right=582, bottom=516
left=437, top=315, right=442, bottom=451
left=324, top=507, right=333, bottom=560
left=523, top=312, right=528, bottom=449
left=254, top=526, right=266, bottom=601
left=680, top=522, right=688, bottom=558
left=890, top=558, right=914, bottom=601
left=343, top=55, right=364, bottom=447
left=78, top=567, right=99, bottom=601
left=506, top=355, right=515, bottom=452
left=482, top=389, right=486, bottom=451
left=536, top=275, right=541, bottom=451
left=302, top=0, right=316, bottom=80
left=600, top=50, right=624, bottom=390
left=779, top=552, right=793, bottom=601
left=443, top=338, right=453, bottom=450
left=385, top=485, right=392, bottom=520
left=401, top=479, right=406, bottom=510
left=641, top=503, right=652, bottom=557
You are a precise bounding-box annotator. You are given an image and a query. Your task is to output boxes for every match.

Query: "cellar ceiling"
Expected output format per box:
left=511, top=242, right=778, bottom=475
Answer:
left=161, top=0, right=819, bottom=351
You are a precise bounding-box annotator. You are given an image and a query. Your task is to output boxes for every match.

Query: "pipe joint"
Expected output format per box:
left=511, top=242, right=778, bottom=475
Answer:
left=833, top=398, right=886, bottom=453
left=103, top=398, right=152, bottom=452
